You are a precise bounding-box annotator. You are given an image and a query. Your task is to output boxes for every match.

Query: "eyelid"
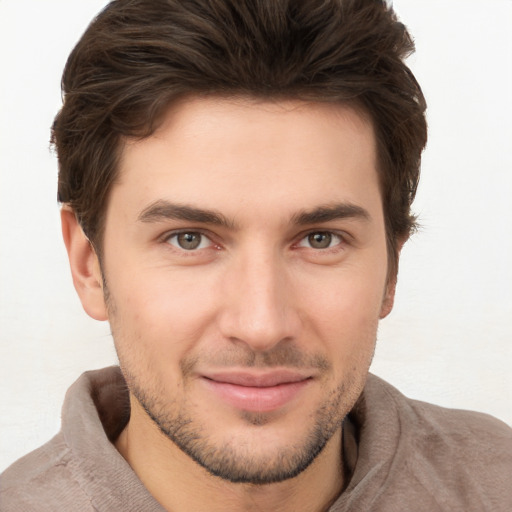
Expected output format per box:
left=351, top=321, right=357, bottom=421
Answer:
left=299, top=232, right=342, bottom=250
left=157, top=227, right=351, bottom=254
left=160, top=228, right=220, bottom=250
left=293, top=229, right=350, bottom=248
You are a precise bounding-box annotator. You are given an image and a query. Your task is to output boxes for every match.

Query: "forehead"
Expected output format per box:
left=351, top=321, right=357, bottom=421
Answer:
left=111, top=96, right=381, bottom=224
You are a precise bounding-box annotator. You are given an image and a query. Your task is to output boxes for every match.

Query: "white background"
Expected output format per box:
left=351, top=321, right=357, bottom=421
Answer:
left=0, top=1, right=511, bottom=471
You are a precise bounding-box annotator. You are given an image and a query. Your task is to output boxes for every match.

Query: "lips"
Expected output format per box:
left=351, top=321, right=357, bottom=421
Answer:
left=200, top=370, right=312, bottom=412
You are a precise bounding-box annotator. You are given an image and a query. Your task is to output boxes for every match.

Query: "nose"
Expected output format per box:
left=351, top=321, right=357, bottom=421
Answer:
left=218, top=247, right=300, bottom=352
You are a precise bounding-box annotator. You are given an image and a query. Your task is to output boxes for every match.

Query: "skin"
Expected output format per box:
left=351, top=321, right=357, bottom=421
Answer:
left=62, top=97, right=397, bottom=512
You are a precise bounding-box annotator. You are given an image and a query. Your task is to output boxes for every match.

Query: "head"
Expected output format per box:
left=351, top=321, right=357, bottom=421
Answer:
left=56, top=0, right=427, bottom=486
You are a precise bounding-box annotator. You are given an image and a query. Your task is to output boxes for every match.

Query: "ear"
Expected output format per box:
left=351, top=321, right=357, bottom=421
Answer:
left=379, top=274, right=397, bottom=319
left=379, top=237, right=406, bottom=319
left=61, top=207, right=108, bottom=321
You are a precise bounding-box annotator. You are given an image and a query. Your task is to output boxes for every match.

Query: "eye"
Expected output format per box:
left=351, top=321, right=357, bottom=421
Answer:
left=298, top=231, right=343, bottom=249
left=166, top=231, right=212, bottom=251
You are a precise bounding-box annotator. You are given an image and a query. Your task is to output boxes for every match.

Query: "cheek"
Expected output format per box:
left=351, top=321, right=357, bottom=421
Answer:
left=106, top=266, right=220, bottom=359
left=298, top=267, right=385, bottom=358
left=302, top=267, right=387, bottom=324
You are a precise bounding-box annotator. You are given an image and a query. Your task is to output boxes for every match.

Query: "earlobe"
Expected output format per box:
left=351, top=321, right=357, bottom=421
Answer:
left=380, top=237, right=406, bottom=319
left=61, top=208, right=108, bottom=321
left=379, top=277, right=397, bottom=319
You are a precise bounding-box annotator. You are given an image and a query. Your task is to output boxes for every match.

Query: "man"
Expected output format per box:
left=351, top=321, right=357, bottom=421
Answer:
left=1, top=0, right=511, bottom=510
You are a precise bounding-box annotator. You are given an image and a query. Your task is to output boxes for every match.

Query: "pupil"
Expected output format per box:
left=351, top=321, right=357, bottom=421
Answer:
left=309, top=232, right=331, bottom=249
left=178, top=232, right=201, bottom=250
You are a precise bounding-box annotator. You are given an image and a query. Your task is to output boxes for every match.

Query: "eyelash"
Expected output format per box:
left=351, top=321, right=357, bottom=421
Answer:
left=295, top=231, right=345, bottom=251
left=161, top=229, right=348, bottom=254
left=162, top=229, right=218, bottom=252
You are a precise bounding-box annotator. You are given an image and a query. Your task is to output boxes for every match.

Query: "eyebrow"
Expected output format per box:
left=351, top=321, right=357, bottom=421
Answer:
left=291, top=203, right=371, bottom=225
left=137, top=200, right=370, bottom=229
left=138, top=200, right=237, bottom=229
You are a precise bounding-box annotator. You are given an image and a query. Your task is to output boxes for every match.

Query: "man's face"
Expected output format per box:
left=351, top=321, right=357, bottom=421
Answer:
left=99, top=97, right=393, bottom=483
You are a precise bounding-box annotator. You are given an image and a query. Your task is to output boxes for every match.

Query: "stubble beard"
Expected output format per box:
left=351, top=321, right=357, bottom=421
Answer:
left=121, top=361, right=358, bottom=485
left=104, top=277, right=370, bottom=486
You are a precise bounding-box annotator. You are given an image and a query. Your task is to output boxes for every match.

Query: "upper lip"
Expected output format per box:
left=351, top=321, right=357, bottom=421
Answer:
left=201, top=370, right=312, bottom=387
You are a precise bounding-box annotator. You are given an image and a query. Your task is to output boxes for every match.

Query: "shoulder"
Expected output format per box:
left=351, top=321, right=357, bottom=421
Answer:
left=361, top=374, right=512, bottom=510
left=0, top=432, right=95, bottom=512
left=367, top=373, right=512, bottom=451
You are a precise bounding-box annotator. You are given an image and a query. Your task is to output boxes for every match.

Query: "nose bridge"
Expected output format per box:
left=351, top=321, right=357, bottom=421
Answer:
left=219, top=242, right=297, bottom=351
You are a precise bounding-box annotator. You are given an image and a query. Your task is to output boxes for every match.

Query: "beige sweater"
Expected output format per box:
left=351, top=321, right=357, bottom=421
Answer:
left=1, top=367, right=511, bottom=511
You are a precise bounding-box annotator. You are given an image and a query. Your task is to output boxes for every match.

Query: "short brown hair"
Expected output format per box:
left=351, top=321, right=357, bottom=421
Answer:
left=53, top=0, right=427, bottom=274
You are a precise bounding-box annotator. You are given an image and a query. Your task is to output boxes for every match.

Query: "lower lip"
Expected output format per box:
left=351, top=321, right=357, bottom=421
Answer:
left=202, top=378, right=310, bottom=412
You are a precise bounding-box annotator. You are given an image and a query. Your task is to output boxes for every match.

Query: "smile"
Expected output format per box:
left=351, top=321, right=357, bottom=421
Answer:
left=201, top=371, right=313, bottom=412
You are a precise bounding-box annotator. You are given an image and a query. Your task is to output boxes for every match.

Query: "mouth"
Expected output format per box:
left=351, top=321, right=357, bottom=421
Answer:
left=200, top=370, right=313, bottom=412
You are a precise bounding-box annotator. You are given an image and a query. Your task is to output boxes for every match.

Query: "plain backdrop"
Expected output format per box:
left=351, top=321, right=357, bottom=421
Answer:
left=0, top=0, right=511, bottom=472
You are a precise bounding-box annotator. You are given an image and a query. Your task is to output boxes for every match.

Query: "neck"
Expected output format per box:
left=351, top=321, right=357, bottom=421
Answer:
left=115, top=398, right=344, bottom=512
